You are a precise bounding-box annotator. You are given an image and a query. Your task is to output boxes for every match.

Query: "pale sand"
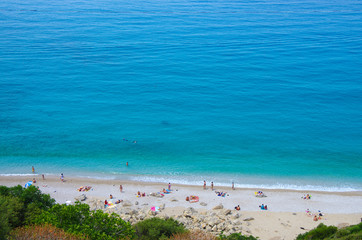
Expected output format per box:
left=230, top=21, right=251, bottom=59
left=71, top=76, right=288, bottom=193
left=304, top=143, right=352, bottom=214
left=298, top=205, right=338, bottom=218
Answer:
left=1, top=175, right=361, bottom=240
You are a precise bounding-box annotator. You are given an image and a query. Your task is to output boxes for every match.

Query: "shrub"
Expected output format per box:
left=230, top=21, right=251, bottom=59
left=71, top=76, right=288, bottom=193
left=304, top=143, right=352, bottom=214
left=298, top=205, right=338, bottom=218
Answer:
left=34, top=203, right=135, bottom=240
left=0, top=185, right=55, bottom=226
left=8, top=223, right=87, bottom=239
left=296, top=223, right=338, bottom=240
left=219, top=232, right=258, bottom=240
left=332, top=222, right=362, bottom=240
left=170, top=229, right=218, bottom=240
left=133, top=217, right=186, bottom=240
left=0, top=195, right=24, bottom=238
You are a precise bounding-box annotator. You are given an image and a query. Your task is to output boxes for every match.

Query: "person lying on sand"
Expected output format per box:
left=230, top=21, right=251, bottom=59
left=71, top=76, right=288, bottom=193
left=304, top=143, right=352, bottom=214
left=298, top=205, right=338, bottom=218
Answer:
left=215, top=191, right=227, bottom=197
left=259, top=204, right=268, bottom=210
left=115, top=199, right=123, bottom=204
left=77, top=186, right=92, bottom=192
left=136, top=191, right=146, bottom=197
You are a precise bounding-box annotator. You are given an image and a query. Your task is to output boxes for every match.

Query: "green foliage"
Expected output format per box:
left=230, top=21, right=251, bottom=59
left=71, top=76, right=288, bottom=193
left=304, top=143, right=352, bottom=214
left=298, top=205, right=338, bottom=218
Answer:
left=0, top=185, right=55, bottom=224
left=133, top=217, right=186, bottom=240
left=34, top=203, right=135, bottom=240
left=169, top=229, right=218, bottom=240
left=0, top=195, right=24, bottom=238
left=296, top=223, right=362, bottom=240
left=330, top=222, right=362, bottom=240
left=296, top=223, right=337, bottom=240
left=219, top=232, right=258, bottom=240
left=0, top=185, right=55, bottom=239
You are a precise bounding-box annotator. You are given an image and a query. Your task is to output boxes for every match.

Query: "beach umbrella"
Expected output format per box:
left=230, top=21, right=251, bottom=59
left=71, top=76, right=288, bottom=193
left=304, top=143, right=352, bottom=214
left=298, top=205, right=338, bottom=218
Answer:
left=24, top=181, right=32, bottom=188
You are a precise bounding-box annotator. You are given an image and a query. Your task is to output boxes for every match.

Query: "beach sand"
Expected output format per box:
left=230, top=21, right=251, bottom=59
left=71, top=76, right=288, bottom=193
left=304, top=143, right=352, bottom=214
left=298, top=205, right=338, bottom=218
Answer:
left=1, top=175, right=361, bottom=240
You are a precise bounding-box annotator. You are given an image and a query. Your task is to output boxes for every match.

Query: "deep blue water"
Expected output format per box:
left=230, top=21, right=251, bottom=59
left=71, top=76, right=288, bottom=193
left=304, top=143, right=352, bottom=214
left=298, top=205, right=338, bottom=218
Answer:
left=1, top=0, right=362, bottom=191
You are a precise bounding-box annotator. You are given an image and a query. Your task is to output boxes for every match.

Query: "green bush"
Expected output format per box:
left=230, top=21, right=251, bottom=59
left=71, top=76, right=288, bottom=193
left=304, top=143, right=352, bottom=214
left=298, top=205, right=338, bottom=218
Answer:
left=0, top=185, right=55, bottom=225
left=133, top=217, right=186, bottom=240
left=34, top=203, right=135, bottom=240
left=0, top=195, right=24, bottom=238
left=331, top=222, right=362, bottom=240
left=219, top=232, right=258, bottom=240
left=296, top=223, right=338, bottom=240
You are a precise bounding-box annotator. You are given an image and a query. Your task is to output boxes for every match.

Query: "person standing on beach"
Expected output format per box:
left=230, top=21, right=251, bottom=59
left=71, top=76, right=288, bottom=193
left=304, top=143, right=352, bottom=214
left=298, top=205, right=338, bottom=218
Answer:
left=120, top=185, right=123, bottom=192
left=32, top=166, right=35, bottom=173
left=60, top=173, right=64, bottom=182
left=203, top=180, right=206, bottom=190
left=211, top=182, right=214, bottom=191
left=168, top=183, right=171, bottom=191
left=42, top=174, right=45, bottom=180
left=232, top=182, right=235, bottom=190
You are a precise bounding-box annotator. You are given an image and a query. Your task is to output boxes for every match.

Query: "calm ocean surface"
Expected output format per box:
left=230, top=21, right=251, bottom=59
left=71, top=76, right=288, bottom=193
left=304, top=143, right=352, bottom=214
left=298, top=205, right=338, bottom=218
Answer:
left=1, top=0, right=362, bottom=191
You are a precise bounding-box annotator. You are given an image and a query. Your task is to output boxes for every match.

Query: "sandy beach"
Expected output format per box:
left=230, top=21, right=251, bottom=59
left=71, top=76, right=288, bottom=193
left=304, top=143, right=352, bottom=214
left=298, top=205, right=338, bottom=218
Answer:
left=1, top=175, right=361, bottom=240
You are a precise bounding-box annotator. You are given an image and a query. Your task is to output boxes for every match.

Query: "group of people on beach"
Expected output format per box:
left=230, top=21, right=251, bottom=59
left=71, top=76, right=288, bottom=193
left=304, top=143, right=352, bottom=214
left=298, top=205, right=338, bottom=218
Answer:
left=306, top=209, right=323, bottom=221
left=31, top=166, right=65, bottom=183
left=137, top=191, right=146, bottom=197
left=203, top=181, right=215, bottom=190
left=203, top=180, right=236, bottom=191
left=30, top=167, right=327, bottom=220
left=302, top=194, right=311, bottom=199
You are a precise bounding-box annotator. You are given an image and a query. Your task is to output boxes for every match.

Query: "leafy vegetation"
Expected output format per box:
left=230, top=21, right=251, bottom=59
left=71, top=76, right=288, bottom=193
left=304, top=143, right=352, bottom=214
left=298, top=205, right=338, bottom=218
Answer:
left=0, top=195, right=24, bottom=237
left=296, top=223, right=362, bottom=240
left=133, top=217, right=186, bottom=240
left=0, top=185, right=55, bottom=239
left=219, top=232, right=258, bottom=240
left=169, top=230, right=218, bottom=240
left=34, top=203, right=135, bottom=240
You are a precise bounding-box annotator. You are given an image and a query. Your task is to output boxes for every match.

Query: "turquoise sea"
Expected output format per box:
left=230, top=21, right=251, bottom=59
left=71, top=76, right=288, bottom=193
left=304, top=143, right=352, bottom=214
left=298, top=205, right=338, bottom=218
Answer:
left=1, top=0, right=362, bottom=191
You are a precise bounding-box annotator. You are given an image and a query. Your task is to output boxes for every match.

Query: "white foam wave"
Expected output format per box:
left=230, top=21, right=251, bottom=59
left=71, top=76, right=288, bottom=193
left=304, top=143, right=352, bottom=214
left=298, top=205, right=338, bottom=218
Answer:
left=129, top=175, right=361, bottom=192
left=0, top=173, right=37, bottom=177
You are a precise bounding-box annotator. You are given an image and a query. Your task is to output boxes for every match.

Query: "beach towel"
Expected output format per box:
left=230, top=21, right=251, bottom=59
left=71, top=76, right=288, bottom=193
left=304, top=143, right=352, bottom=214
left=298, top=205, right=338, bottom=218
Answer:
left=151, top=206, right=160, bottom=212
left=189, top=196, right=199, bottom=203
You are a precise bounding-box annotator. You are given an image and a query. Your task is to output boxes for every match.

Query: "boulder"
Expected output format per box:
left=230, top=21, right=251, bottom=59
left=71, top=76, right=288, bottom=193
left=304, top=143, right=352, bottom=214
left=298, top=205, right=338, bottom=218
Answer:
left=135, top=201, right=139, bottom=205
left=213, top=204, right=223, bottom=210
left=74, top=194, right=87, bottom=202
left=122, top=200, right=132, bottom=207
left=183, top=207, right=197, bottom=218
left=122, top=208, right=132, bottom=215
left=232, top=220, right=242, bottom=226
left=170, top=197, right=178, bottom=202
left=243, top=217, right=254, bottom=221
left=200, top=202, right=207, bottom=206
left=223, top=209, right=232, bottom=216
left=150, top=192, right=164, bottom=198
left=208, top=217, right=219, bottom=227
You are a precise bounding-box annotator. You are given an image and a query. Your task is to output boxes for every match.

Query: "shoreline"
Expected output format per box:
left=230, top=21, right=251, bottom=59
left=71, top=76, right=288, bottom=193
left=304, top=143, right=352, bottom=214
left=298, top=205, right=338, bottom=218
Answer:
left=1, top=172, right=361, bottom=193
left=1, top=175, right=361, bottom=240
